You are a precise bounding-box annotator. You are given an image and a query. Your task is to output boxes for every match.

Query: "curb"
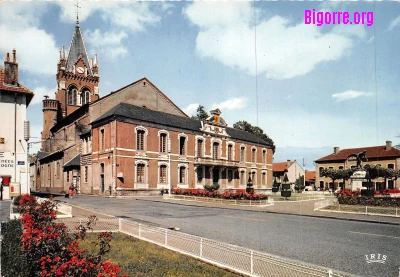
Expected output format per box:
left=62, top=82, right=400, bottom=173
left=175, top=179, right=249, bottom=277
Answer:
left=135, top=198, right=400, bottom=226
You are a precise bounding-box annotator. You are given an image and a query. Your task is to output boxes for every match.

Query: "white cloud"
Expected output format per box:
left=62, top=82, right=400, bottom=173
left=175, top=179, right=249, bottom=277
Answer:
left=0, top=2, right=59, bottom=76
left=58, top=2, right=162, bottom=32
left=85, top=29, right=128, bottom=59
left=31, top=86, right=57, bottom=105
left=183, top=103, right=199, bottom=116
left=211, top=97, right=247, bottom=110
left=184, top=2, right=357, bottom=80
left=388, top=15, right=400, bottom=31
left=332, top=24, right=366, bottom=39
left=332, top=90, right=373, bottom=102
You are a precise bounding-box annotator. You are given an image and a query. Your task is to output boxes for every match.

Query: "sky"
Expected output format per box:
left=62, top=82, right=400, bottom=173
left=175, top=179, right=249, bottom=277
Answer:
left=1, top=0, right=400, bottom=170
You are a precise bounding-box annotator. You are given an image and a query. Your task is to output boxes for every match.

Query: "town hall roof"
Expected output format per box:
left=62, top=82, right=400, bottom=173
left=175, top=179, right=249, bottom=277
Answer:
left=0, top=66, right=34, bottom=105
left=91, top=103, right=273, bottom=147
left=66, top=23, right=92, bottom=75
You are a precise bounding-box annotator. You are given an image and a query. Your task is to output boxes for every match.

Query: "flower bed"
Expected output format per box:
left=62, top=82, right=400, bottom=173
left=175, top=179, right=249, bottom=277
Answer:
left=14, top=194, right=130, bottom=277
left=336, top=189, right=400, bottom=207
left=172, top=188, right=266, bottom=200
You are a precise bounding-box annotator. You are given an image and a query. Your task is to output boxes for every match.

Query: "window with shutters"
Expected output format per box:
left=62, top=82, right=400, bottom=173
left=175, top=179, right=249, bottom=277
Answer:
left=212, top=142, right=219, bottom=159
left=240, top=146, right=245, bottom=162
left=251, top=171, right=256, bottom=185
left=137, top=164, right=145, bottom=183
left=159, top=133, right=167, bottom=153
left=240, top=171, right=245, bottom=185
left=179, top=166, right=186, bottom=183
left=252, top=148, right=256, bottom=163
left=137, top=130, right=145, bottom=151
left=197, top=139, right=203, bottom=157
left=262, top=149, right=266, bottom=164
left=179, top=136, right=186, bottom=156
left=228, top=145, right=233, bottom=161
left=159, top=165, right=167, bottom=183
left=100, top=129, right=105, bottom=151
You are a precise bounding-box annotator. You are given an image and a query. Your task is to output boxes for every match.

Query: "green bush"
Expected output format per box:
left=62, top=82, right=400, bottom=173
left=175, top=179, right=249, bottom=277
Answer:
left=204, top=183, right=220, bottom=192
left=1, top=220, right=30, bottom=277
left=12, top=195, right=22, bottom=206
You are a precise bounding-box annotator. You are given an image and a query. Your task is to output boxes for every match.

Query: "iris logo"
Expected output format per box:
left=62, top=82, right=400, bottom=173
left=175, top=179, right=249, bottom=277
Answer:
left=365, top=254, right=387, bottom=264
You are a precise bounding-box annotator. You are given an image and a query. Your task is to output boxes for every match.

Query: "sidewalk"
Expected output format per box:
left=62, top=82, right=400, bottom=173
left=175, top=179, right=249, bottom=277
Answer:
left=0, top=200, right=11, bottom=222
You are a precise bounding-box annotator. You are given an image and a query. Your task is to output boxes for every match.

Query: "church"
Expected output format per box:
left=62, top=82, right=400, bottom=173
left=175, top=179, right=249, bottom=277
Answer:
left=33, top=20, right=274, bottom=196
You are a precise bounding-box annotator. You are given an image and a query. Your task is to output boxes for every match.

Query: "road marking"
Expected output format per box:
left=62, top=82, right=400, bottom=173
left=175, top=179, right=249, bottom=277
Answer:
left=349, top=231, right=400, bottom=239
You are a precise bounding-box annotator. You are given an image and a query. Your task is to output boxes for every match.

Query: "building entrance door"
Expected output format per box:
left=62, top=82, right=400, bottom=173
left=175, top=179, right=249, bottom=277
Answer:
left=212, top=168, right=219, bottom=185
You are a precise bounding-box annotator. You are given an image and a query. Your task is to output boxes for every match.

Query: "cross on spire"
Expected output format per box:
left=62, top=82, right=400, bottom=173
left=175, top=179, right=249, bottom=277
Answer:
left=74, top=1, right=81, bottom=25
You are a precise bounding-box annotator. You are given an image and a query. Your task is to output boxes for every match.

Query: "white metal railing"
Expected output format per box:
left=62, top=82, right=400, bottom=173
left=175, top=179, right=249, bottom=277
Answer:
left=117, top=219, right=352, bottom=277
left=164, top=195, right=272, bottom=207
left=317, top=204, right=399, bottom=217
left=58, top=217, right=120, bottom=232
left=269, top=193, right=326, bottom=202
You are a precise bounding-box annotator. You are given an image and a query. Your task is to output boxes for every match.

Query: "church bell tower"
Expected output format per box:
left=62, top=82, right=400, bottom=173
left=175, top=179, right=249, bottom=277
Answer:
left=55, top=19, right=100, bottom=117
left=41, top=18, right=100, bottom=151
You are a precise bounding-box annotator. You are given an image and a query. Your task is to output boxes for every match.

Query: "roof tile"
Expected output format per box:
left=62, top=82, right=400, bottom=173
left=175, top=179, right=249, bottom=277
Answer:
left=315, top=145, right=400, bottom=162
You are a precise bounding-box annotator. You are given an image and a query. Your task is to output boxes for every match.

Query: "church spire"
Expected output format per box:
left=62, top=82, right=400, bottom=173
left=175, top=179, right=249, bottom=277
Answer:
left=65, top=21, right=92, bottom=75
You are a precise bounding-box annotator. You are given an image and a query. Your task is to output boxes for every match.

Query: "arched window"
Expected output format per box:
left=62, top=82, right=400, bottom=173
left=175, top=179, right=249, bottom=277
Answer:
left=68, top=86, right=78, bottom=105
left=251, top=148, right=256, bottom=163
left=81, top=88, right=90, bottom=105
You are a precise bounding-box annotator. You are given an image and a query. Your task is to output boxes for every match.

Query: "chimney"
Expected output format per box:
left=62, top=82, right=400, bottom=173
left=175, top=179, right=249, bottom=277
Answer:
left=333, top=147, right=340, bottom=154
left=287, top=159, right=290, bottom=168
left=4, top=49, right=18, bottom=86
left=386, top=141, right=392, bottom=151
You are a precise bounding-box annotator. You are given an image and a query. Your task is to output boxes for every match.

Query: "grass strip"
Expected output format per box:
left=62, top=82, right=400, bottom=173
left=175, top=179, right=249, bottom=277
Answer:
left=80, top=232, right=243, bottom=277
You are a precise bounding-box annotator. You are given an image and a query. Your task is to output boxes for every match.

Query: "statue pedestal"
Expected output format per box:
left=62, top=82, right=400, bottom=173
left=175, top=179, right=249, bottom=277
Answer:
left=350, top=170, right=367, bottom=191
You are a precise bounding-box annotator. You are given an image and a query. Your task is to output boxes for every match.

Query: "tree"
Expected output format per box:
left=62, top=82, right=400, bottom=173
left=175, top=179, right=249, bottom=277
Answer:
left=363, top=164, right=400, bottom=190
left=320, top=169, right=353, bottom=190
left=233, top=120, right=275, bottom=152
left=191, top=105, right=209, bottom=121
left=294, top=175, right=305, bottom=192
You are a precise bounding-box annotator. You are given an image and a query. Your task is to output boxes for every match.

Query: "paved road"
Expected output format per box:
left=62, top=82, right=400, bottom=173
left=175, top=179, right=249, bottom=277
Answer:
left=56, top=196, right=400, bottom=276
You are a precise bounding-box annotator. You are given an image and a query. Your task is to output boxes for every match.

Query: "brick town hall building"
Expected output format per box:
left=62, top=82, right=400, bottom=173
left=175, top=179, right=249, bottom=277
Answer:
left=32, top=21, right=274, bottom=196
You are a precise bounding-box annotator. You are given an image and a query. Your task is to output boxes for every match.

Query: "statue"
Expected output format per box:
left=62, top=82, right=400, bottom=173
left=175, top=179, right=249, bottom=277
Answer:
left=346, top=150, right=368, bottom=169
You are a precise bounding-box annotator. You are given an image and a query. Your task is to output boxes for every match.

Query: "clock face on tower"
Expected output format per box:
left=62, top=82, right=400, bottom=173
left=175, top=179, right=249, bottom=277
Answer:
left=77, top=66, right=84, bottom=74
